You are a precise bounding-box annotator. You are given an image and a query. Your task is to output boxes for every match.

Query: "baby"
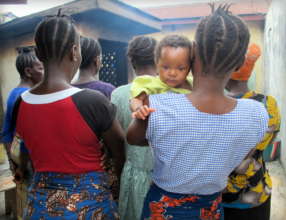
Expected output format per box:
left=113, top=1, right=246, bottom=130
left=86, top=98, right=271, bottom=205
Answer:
left=130, top=35, right=194, bottom=119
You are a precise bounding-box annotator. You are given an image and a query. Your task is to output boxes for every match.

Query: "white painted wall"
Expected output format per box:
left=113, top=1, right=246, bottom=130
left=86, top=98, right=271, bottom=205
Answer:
left=264, top=0, right=286, bottom=169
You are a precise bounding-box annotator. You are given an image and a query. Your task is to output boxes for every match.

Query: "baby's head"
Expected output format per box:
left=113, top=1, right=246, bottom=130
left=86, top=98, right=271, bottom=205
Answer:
left=155, top=35, right=194, bottom=88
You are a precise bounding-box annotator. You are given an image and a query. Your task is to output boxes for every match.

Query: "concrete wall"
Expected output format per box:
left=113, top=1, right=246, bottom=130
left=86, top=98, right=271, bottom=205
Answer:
left=0, top=34, right=33, bottom=111
left=148, top=20, right=265, bottom=92
left=264, top=0, right=286, bottom=169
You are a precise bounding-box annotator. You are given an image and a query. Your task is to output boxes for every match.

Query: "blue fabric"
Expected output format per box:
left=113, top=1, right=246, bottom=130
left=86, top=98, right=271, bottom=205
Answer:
left=141, top=183, right=223, bottom=220
left=1, top=87, right=29, bottom=153
left=1, top=87, right=27, bottom=143
left=24, top=171, right=119, bottom=219
left=146, top=93, right=269, bottom=195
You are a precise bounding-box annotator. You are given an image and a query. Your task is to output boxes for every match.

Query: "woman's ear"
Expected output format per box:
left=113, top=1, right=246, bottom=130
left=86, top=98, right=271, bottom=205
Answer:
left=24, top=67, right=32, bottom=78
left=71, top=44, right=78, bottom=62
left=95, top=56, right=101, bottom=71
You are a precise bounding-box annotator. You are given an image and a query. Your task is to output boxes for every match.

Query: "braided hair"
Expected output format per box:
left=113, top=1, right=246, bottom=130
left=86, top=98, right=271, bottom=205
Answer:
left=155, top=35, right=194, bottom=65
left=80, top=36, right=102, bottom=69
left=15, top=46, right=38, bottom=78
left=127, top=36, right=157, bottom=70
left=195, top=4, right=250, bottom=76
left=34, top=9, right=80, bottom=63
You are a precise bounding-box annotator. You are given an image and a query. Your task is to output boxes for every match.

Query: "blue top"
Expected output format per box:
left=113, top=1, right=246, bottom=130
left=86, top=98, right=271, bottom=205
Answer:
left=1, top=87, right=28, bottom=152
left=146, top=93, right=269, bottom=195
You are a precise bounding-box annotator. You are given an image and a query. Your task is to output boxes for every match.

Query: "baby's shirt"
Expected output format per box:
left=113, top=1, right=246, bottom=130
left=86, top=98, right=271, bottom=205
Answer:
left=130, top=75, right=193, bottom=98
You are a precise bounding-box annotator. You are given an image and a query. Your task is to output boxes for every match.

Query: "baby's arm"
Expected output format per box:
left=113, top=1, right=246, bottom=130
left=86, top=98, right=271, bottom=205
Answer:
left=130, top=92, right=155, bottom=120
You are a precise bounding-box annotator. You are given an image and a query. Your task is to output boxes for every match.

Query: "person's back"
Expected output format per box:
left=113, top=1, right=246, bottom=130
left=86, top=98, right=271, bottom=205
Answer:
left=127, top=5, right=269, bottom=220
left=75, top=80, right=115, bottom=99
left=14, top=12, right=124, bottom=220
left=17, top=88, right=109, bottom=173
left=147, top=93, right=268, bottom=194
left=111, top=36, right=156, bottom=220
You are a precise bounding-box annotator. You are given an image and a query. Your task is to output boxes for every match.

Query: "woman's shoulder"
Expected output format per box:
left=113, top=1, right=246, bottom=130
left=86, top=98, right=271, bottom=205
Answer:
left=72, top=88, right=109, bottom=103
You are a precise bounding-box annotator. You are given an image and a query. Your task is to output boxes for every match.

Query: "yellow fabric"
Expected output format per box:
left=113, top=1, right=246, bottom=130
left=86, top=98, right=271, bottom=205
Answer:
left=0, top=143, right=5, bottom=164
left=130, top=75, right=193, bottom=98
left=226, top=91, right=281, bottom=206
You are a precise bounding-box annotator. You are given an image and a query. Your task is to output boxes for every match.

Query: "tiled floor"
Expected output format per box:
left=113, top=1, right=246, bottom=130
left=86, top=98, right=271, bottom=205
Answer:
left=0, top=160, right=286, bottom=219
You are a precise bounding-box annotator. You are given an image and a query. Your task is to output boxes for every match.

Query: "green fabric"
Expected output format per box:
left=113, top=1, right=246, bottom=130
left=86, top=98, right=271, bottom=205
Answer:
left=111, top=84, right=153, bottom=220
left=130, top=75, right=193, bottom=98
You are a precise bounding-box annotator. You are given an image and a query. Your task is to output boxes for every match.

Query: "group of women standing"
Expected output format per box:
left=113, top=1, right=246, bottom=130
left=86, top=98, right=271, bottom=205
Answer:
left=1, top=4, right=280, bottom=220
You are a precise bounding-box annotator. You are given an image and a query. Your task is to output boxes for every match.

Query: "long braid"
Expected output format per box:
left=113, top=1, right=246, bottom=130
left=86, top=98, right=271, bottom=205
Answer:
left=195, top=4, right=250, bottom=76
left=34, top=9, right=79, bottom=62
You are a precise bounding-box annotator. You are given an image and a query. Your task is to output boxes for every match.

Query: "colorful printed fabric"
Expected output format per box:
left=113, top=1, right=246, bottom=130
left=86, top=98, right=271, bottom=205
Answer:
left=130, top=75, right=193, bottom=98
left=24, top=171, right=119, bottom=220
left=141, top=184, right=223, bottom=220
left=223, top=91, right=281, bottom=208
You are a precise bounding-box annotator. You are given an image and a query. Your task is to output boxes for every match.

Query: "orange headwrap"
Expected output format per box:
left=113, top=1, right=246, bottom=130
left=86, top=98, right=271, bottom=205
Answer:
left=231, top=43, right=261, bottom=81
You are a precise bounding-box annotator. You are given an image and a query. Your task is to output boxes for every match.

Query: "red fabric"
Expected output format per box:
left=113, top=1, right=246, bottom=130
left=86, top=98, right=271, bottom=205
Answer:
left=16, top=97, right=104, bottom=173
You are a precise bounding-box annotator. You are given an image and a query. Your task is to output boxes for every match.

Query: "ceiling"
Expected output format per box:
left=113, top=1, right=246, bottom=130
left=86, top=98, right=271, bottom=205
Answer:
left=120, top=0, right=270, bottom=9
left=120, top=0, right=271, bottom=20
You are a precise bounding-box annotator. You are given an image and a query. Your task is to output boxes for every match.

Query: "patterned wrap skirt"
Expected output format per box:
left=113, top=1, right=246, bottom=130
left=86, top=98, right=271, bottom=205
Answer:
left=141, top=184, right=223, bottom=220
left=24, top=171, right=119, bottom=220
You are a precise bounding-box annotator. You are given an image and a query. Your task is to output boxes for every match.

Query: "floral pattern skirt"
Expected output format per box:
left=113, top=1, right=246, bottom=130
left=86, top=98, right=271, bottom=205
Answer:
left=141, top=183, right=223, bottom=220
left=24, top=171, right=119, bottom=220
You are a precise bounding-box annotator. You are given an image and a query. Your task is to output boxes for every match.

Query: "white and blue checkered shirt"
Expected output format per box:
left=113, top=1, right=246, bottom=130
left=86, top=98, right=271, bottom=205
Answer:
left=146, top=93, right=269, bottom=195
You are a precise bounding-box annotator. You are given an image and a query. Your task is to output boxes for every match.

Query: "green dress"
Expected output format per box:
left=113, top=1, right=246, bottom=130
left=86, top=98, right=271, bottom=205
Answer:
left=111, top=84, right=153, bottom=220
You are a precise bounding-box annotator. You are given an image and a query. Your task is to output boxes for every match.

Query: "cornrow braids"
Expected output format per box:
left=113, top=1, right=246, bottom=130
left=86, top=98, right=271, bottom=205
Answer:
left=80, top=36, right=102, bottom=69
left=155, top=35, right=195, bottom=64
left=15, top=46, right=38, bottom=78
left=127, top=36, right=157, bottom=70
left=34, top=9, right=80, bottom=63
left=195, top=4, right=250, bottom=76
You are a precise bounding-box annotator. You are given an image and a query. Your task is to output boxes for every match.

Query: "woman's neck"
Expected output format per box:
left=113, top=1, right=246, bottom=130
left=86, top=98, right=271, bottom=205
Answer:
left=18, top=79, right=32, bottom=88
left=227, top=81, right=249, bottom=97
left=188, top=74, right=237, bottom=114
left=135, top=65, right=156, bottom=77
left=30, top=63, right=73, bottom=94
left=74, top=68, right=98, bottom=84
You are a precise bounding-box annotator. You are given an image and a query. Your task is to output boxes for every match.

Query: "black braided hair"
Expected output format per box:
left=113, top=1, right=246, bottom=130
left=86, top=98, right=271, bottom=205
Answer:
left=195, top=4, right=250, bottom=76
left=34, top=9, right=80, bottom=62
left=127, top=36, right=157, bottom=70
left=15, top=46, right=38, bottom=78
left=80, top=36, right=102, bottom=69
left=155, top=35, right=194, bottom=64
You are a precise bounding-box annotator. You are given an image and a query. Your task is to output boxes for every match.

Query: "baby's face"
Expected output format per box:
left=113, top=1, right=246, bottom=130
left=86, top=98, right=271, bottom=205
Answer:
left=157, top=46, right=190, bottom=88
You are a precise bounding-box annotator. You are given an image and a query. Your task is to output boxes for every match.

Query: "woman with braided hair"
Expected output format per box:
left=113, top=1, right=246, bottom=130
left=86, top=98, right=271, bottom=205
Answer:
left=127, top=5, right=269, bottom=220
left=72, top=36, right=115, bottom=99
left=1, top=46, right=43, bottom=168
left=13, top=11, right=125, bottom=219
left=111, top=35, right=157, bottom=220
left=223, top=43, right=281, bottom=220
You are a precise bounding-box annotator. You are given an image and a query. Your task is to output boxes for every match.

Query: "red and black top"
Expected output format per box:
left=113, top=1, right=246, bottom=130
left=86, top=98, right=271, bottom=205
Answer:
left=16, top=88, right=116, bottom=174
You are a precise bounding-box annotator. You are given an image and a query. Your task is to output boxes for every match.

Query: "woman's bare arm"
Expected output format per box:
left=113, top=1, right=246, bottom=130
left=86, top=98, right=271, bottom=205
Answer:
left=101, top=119, right=126, bottom=179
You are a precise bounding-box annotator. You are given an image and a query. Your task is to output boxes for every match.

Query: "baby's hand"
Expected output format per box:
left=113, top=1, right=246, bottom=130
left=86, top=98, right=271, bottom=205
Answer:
left=132, top=105, right=155, bottom=120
